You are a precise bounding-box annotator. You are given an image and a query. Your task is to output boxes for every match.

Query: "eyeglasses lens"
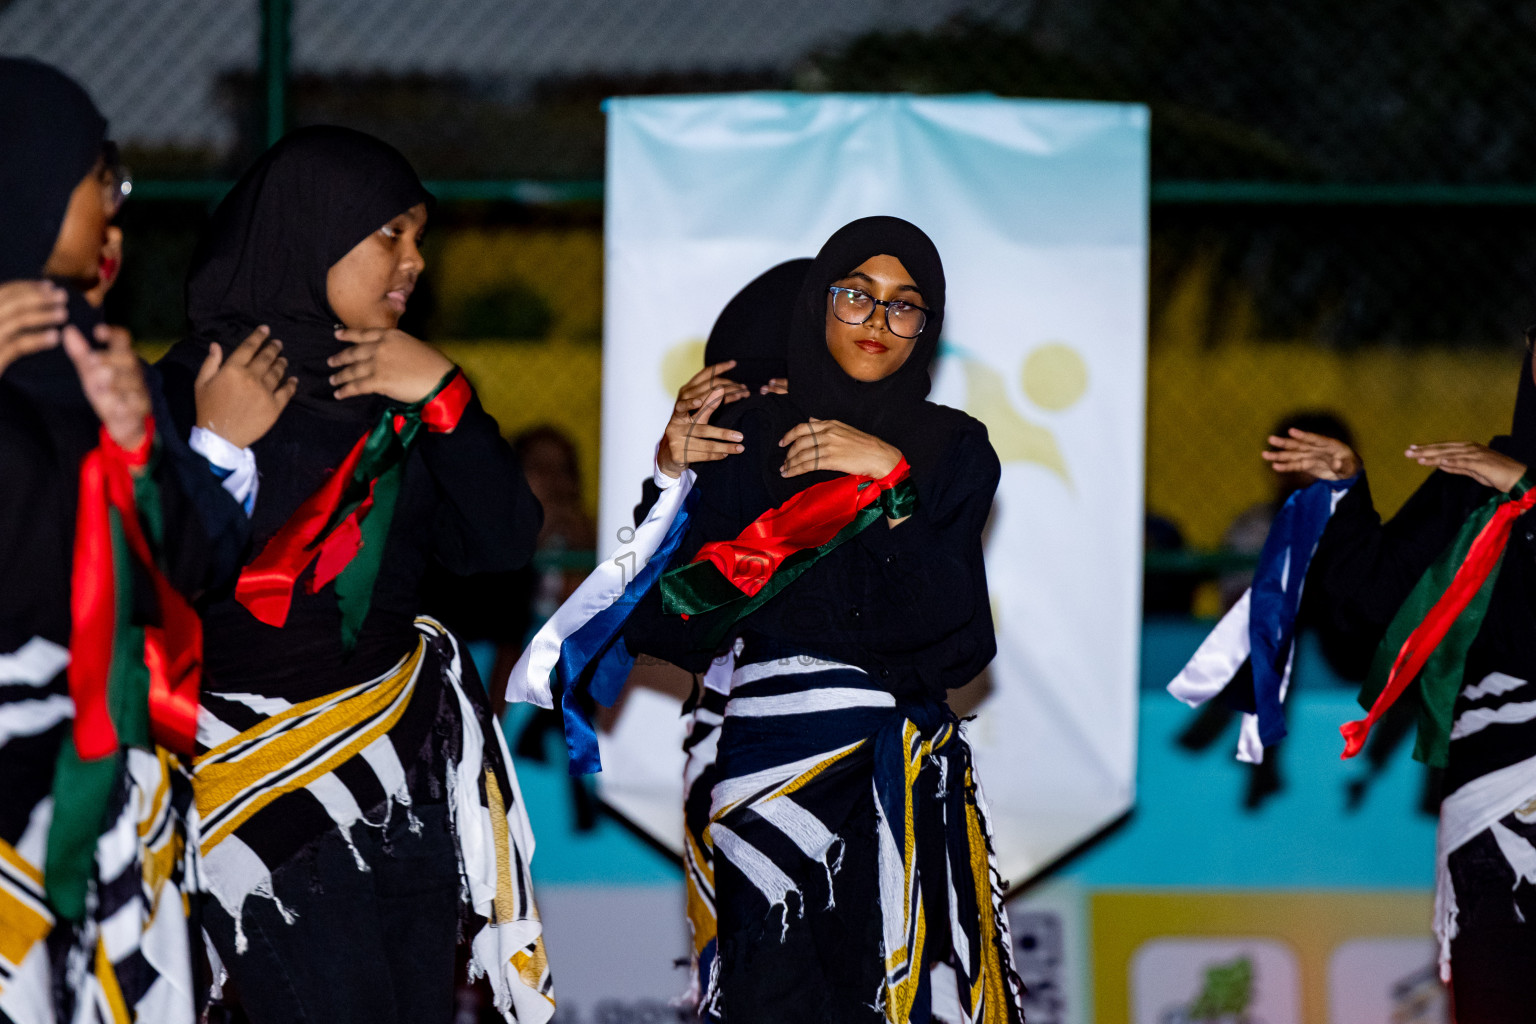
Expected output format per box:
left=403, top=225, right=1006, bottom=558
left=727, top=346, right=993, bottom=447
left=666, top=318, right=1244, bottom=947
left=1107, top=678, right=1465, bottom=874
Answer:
left=833, top=288, right=874, bottom=324
left=887, top=305, right=925, bottom=338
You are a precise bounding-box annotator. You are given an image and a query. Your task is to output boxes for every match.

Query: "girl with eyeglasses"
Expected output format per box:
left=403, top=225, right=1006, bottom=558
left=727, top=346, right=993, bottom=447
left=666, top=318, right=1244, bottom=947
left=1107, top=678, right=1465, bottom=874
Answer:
left=620, top=217, right=1026, bottom=1023
left=0, top=57, right=254, bottom=1024
left=156, top=126, right=550, bottom=1024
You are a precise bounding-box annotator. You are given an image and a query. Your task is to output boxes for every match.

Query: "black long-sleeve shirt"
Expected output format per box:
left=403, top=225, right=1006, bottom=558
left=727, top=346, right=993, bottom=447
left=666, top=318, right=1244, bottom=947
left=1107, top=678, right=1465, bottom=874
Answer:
left=623, top=401, right=999, bottom=702
left=0, top=353, right=249, bottom=655
left=158, top=365, right=543, bottom=701
left=1310, top=445, right=1536, bottom=793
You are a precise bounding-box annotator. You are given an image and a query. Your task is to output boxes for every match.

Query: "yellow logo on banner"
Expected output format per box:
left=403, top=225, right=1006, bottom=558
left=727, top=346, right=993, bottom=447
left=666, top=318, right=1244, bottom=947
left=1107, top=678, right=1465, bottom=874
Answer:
left=956, top=342, right=1089, bottom=488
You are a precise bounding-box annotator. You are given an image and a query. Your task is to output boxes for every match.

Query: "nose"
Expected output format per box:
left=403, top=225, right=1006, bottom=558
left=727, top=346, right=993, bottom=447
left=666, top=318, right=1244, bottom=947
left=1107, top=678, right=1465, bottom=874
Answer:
left=872, top=302, right=894, bottom=335
left=402, top=239, right=426, bottom=274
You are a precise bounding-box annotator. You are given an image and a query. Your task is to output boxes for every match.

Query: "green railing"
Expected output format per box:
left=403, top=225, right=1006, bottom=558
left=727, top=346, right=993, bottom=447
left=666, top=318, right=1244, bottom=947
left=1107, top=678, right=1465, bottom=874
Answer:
left=118, top=1, right=1536, bottom=212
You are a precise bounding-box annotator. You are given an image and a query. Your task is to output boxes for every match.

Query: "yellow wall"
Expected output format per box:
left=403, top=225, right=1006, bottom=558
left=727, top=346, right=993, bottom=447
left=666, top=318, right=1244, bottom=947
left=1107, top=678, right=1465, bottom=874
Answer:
left=1149, top=252, right=1522, bottom=549
left=442, top=340, right=602, bottom=513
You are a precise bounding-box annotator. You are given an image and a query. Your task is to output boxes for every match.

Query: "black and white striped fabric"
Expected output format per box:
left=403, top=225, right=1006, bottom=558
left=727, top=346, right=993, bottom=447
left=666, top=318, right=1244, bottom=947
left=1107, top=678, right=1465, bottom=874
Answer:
left=700, top=649, right=1025, bottom=1024
left=191, top=617, right=555, bottom=1023
left=0, top=637, right=201, bottom=1024
left=1434, top=670, right=1536, bottom=979
left=681, top=654, right=733, bottom=1010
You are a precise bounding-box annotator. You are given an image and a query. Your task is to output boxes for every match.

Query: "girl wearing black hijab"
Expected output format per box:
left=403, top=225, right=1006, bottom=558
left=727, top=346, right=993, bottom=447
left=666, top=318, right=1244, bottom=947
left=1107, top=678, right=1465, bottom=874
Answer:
left=633, top=258, right=809, bottom=1007
left=624, top=218, right=1025, bottom=1023
left=0, top=57, right=251, bottom=1024
left=157, top=127, right=550, bottom=1024
left=1266, top=347, right=1536, bottom=1022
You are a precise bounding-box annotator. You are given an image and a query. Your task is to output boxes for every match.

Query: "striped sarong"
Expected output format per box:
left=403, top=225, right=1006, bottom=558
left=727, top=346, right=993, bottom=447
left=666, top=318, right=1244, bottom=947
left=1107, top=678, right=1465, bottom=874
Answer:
left=0, top=637, right=201, bottom=1024
left=700, top=647, right=1025, bottom=1024
left=681, top=651, right=734, bottom=1009
left=191, top=617, right=555, bottom=1023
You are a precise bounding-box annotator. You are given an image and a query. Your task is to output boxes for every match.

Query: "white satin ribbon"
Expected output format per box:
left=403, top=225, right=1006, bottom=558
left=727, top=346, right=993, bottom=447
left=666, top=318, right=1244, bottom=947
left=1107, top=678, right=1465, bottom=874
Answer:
left=506, top=468, right=696, bottom=709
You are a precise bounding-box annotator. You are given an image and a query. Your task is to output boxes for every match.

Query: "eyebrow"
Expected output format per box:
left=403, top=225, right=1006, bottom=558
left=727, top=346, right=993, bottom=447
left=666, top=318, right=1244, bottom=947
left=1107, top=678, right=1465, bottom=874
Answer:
left=839, top=271, right=924, bottom=299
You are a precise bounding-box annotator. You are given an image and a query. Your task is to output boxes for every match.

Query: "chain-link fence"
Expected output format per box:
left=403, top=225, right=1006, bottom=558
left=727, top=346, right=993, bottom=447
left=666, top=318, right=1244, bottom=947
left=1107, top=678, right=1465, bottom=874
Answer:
left=6, top=0, right=1534, bottom=613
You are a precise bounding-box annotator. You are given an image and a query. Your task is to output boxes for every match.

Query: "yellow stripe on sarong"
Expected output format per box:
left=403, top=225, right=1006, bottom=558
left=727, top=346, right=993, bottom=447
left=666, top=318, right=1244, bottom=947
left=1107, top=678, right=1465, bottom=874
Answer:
left=485, top=769, right=518, bottom=925
left=193, top=640, right=424, bottom=852
left=0, top=838, right=49, bottom=971
left=773, top=742, right=864, bottom=801
left=0, top=837, right=42, bottom=888
left=137, top=748, right=172, bottom=840
left=0, top=888, right=49, bottom=974
left=684, top=828, right=717, bottom=956
left=965, top=767, right=1012, bottom=1023
left=94, top=937, right=131, bottom=1024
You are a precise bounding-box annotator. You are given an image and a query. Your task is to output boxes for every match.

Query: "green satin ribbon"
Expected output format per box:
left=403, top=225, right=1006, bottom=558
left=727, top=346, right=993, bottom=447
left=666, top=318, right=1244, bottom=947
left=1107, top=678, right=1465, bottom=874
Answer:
left=661, top=479, right=916, bottom=650
left=325, top=369, right=458, bottom=650
left=46, top=467, right=163, bottom=920
left=1356, top=474, right=1535, bottom=767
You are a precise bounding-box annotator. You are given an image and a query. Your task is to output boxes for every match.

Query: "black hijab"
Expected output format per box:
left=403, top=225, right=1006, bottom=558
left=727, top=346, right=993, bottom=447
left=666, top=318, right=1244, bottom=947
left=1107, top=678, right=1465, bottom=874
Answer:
left=703, top=259, right=809, bottom=391
left=718, top=216, right=971, bottom=505
left=0, top=57, right=108, bottom=412
left=0, top=57, right=106, bottom=285
left=164, top=126, right=433, bottom=423
left=1501, top=347, right=1536, bottom=465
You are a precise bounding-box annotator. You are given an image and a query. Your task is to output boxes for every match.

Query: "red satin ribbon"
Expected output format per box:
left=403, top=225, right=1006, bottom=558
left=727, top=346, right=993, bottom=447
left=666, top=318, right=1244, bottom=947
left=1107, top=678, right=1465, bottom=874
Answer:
left=69, top=418, right=204, bottom=759
left=1340, top=486, right=1536, bottom=758
left=689, top=458, right=911, bottom=598
left=422, top=373, right=471, bottom=432
left=234, top=370, right=471, bottom=627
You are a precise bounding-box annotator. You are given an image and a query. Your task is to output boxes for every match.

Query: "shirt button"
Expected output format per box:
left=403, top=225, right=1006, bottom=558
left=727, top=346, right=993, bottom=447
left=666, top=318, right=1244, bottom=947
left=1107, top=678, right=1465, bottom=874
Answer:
left=880, top=668, right=890, bottom=679
left=850, top=606, right=861, bottom=619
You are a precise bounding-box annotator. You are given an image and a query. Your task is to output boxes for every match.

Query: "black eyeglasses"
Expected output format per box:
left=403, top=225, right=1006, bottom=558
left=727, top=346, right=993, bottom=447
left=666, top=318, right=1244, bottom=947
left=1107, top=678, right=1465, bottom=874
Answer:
left=827, top=286, right=929, bottom=339
left=100, top=141, right=131, bottom=215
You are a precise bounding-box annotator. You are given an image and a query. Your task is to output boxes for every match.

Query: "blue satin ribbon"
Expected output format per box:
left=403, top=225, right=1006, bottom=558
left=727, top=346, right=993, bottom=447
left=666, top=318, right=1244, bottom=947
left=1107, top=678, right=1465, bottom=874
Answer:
left=1248, top=475, right=1356, bottom=746
left=557, top=487, right=699, bottom=775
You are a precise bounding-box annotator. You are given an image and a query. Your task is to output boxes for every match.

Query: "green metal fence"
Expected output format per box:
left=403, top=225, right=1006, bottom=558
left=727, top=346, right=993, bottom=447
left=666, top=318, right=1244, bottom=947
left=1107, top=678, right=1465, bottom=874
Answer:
left=8, top=0, right=1534, bottom=613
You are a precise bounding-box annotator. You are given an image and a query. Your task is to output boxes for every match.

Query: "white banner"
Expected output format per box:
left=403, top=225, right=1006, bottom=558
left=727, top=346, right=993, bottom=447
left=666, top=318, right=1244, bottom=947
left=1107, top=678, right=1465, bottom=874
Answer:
left=597, top=93, right=1147, bottom=887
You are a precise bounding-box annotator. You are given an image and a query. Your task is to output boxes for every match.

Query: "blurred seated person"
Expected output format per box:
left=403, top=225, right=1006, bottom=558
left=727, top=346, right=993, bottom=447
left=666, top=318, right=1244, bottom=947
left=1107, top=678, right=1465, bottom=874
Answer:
left=421, top=425, right=596, bottom=712
left=515, top=425, right=598, bottom=626
left=1144, top=511, right=1198, bottom=616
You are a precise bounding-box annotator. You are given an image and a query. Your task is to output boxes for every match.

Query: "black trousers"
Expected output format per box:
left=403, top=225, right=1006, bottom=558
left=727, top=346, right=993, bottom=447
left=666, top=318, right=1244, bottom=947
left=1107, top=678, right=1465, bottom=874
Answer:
left=202, top=801, right=461, bottom=1024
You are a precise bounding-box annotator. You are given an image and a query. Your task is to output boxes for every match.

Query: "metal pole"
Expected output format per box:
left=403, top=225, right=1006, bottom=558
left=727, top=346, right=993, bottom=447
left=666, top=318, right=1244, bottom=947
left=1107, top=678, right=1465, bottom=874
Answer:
left=260, top=0, right=291, bottom=148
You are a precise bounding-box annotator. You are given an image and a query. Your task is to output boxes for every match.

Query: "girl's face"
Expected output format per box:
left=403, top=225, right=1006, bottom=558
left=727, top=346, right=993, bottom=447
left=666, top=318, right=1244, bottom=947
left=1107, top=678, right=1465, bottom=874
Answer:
left=326, top=203, right=428, bottom=330
left=824, top=253, right=924, bottom=382
left=42, top=157, right=114, bottom=284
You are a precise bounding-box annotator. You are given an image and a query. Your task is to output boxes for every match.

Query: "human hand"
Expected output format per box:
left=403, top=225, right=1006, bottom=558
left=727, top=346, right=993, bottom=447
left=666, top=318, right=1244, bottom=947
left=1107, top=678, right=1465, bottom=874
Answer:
left=677, top=359, right=751, bottom=410
left=657, top=385, right=744, bottom=479
left=194, top=325, right=298, bottom=448
left=1262, top=428, right=1361, bottom=481
left=1406, top=441, right=1527, bottom=493
left=328, top=327, right=454, bottom=403
left=761, top=377, right=788, bottom=395
left=0, top=280, right=67, bottom=376
left=62, top=322, right=149, bottom=451
left=779, top=418, right=902, bottom=480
